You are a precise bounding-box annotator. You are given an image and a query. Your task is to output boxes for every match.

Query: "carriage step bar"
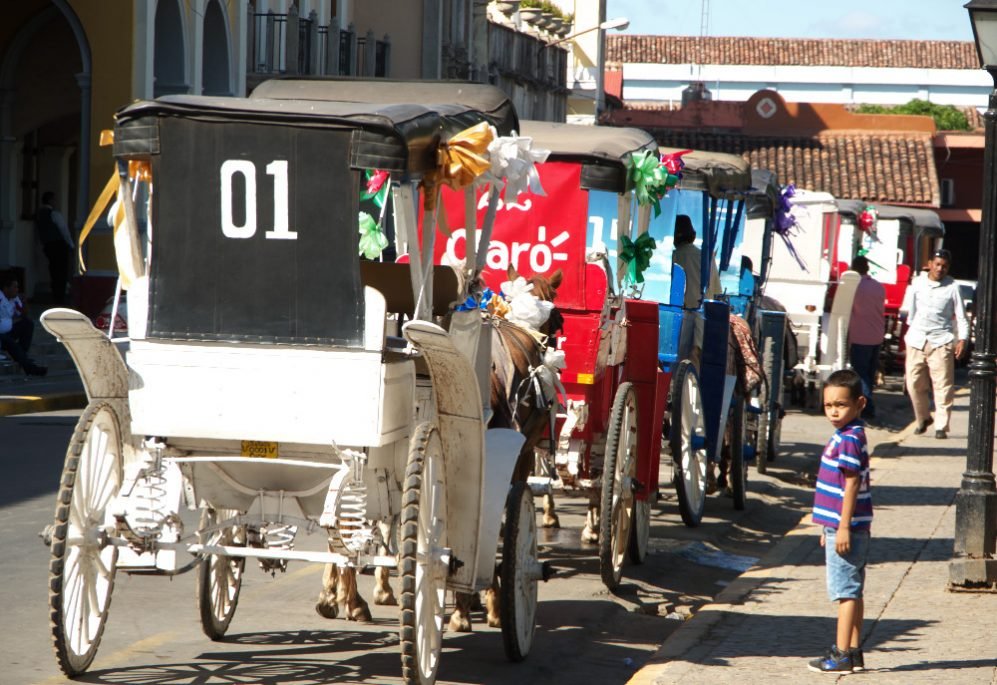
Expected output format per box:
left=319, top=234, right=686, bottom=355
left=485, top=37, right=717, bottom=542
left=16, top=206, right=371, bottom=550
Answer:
left=107, top=537, right=402, bottom=567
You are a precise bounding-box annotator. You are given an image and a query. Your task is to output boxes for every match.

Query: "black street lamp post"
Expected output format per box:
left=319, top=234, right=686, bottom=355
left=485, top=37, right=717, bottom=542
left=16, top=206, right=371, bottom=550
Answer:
left=952, top=1, right=997, bottom=587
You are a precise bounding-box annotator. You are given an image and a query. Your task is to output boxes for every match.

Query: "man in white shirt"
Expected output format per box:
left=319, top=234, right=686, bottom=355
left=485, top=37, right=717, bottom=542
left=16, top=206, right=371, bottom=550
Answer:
left=899, top=249, right=969, bottom=438
left=0, top=273, right=47, bottom=376
left=672, top=214, right=722, bottom=365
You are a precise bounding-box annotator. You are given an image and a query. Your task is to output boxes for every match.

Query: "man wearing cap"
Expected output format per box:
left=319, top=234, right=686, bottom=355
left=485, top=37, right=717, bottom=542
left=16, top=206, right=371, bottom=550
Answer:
left=899, top=249, right=970, bottom=439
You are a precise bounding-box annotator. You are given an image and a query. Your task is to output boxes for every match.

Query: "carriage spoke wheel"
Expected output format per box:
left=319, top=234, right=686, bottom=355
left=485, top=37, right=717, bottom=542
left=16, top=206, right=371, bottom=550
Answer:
left=49, top=402, right=123, bottom=676
left=197, top=508, right=245, bottom=640
left=500, top=481, right=539, bottom=662
left=599, top=382, right=638, bottom=591
left=628, top=497, right=651, bottom=565
left=671, top=361, right=708, bottom=528
left=400, top=423, right=448, bottom=685
left=727, top=394, right=748, bottom=510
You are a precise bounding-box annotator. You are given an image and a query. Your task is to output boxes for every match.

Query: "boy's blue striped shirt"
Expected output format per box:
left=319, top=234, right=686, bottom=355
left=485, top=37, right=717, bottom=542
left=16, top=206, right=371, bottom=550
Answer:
left=812, top=419, right=873, bottom=530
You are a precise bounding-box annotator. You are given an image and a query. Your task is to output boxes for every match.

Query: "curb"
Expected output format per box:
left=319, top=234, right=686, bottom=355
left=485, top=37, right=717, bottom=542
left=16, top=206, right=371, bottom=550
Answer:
left=0, top=391, right=88, bottom=417
left=625, top=520, right=817, bottom=684
left=626, top=426, right=914, bottom=684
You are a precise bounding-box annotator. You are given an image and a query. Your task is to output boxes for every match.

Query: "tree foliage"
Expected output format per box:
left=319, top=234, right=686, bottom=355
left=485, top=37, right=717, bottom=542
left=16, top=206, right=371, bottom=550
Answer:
left=854, top=99, right=971, bottom=131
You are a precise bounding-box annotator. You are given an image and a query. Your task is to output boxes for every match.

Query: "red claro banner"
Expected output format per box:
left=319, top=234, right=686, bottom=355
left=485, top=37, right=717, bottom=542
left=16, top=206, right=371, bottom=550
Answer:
left=434, top=161, right=587, bottom=298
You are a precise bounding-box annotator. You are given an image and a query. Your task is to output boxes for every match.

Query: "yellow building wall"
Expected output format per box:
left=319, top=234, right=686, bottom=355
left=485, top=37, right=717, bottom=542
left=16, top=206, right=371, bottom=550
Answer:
left=70, top=1, right=136, bottom=272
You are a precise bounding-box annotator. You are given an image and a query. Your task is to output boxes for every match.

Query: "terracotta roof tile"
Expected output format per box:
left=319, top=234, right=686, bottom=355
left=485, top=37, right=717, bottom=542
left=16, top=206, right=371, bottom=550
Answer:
left=648, top=129, right=939, bottom=206
left=607, top=35, right=979, bottom=70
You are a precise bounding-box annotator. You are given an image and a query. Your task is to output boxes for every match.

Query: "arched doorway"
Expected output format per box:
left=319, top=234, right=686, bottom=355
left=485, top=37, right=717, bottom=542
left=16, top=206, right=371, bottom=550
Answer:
left=1, top=2, right=88, bottom=301
left=202, top=0, right=231, bottom=96
left=154, top=0, right=188, bottom=96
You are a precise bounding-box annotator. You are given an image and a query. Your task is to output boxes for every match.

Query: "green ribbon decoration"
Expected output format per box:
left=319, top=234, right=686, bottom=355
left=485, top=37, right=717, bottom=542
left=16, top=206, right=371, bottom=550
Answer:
left=358, top=211, right=388, bottom=260
left=628, top=150, right=673, bottom=217
left=856, top=247, right=886, bottom=272
left=619, top=232, right=657, bottom=284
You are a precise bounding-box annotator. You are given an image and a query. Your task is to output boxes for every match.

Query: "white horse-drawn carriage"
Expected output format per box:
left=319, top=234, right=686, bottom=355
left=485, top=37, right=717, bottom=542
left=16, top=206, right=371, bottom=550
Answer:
left=43, top=89, right=548, bottom=684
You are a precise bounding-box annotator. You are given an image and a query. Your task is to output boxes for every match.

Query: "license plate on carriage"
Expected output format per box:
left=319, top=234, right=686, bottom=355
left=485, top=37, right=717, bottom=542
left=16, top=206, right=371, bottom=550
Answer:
left=241, top=441, right=279, bottom=459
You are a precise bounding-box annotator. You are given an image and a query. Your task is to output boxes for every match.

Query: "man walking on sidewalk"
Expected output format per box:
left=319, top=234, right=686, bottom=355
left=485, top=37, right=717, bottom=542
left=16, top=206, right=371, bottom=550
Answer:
left=899, top=249, right=969, bottom=439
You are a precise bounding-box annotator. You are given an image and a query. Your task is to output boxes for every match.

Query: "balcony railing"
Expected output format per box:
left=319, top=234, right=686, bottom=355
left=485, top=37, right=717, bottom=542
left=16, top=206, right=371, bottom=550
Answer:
left=248, top=6, right=390, bottom=79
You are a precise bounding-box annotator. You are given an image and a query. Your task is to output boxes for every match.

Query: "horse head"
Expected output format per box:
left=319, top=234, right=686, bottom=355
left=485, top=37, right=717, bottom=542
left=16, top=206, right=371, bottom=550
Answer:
left=506, top=265, right=564, bottom=337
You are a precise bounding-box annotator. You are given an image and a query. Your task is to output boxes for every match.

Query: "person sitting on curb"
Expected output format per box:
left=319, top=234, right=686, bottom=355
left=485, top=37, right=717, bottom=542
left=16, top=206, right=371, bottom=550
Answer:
left=0, top=273, right=47, bottom=377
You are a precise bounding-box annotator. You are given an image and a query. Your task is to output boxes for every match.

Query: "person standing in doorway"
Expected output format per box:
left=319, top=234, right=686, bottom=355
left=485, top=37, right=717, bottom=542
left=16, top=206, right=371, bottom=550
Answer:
left=847, top=256, right=886, bottom=421
left=35, top=191, right=74, bottom=304
left=899, top=249, right=970, bottom=439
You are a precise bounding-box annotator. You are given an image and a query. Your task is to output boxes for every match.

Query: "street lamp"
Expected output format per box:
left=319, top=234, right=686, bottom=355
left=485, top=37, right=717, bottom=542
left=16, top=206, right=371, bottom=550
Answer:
left=595, top=17, right=629, bottom=121
left=952, top=0, right=997, bottom=588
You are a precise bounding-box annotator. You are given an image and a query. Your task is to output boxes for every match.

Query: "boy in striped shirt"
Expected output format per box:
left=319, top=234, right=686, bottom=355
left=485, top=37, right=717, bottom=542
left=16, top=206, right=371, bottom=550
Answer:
left=808, top=369, right=873, bottom=673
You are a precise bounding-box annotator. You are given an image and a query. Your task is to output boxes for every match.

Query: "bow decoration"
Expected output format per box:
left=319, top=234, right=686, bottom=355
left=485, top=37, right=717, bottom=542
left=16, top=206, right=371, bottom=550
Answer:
left=858, top=205, right=878, bottom=235
left=661, top=149, right=692, bottom=176
left=618, top=232, right=657, bottom=284
left=358, top=211, right=389, bottom=260
left=360, top=169, right=390, bottom=208
left=855, top=247, right=887, bottom=271
left=774, top=184, right=808, bottom=271
left=628, top=150, right=684, bottom=217
left=482, top=129, right=551, bottom=199
left=421, top=122, right=494, bottom=211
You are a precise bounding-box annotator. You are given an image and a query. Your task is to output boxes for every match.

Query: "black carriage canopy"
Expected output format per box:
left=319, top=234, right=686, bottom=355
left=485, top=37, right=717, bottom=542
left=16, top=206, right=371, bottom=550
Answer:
left=745, top=169, right=781, bottom=219
left=837, top=200, right=946, bottom=238
left=251, top=77, right=520, bottom=138
left=112, top=94, right=461, bottom=346
left=518, top=120, right=658, bottom=193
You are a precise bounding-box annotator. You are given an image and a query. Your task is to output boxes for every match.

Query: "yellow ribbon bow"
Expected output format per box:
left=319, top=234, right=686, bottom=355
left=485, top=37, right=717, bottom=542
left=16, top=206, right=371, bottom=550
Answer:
left=421, top=121, right=493, bottom=211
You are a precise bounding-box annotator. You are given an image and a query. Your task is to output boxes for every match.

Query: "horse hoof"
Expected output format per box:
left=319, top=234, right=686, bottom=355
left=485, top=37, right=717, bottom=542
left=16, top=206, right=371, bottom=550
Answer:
left=448, top=614, right=472, bottom=633
left=581, top=527, right=599, bottom=544
left=542, top=513, right=560, bottom=529
left=347, top=603, right=373, bottom=622
left=374, top=590, right=398, bottom=606
left=487, top=614, right=501, bottom=629
left=315, top=597, right=339, bottom=619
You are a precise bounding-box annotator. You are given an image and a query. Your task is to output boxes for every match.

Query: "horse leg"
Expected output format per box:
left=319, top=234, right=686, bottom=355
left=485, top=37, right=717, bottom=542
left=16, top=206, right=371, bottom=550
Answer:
left=315, top=561, right=340, bottom=618
left=484, top=575, right=501, bottom=628
left=337, top=567, right=373, bottom=622
left=373, top=566, right=397, bottom=606
left=449, top=592, right=474, bottom=632
left=581, top=495, right=599, bottom=544
left=541, top=491, right=560, bottom=528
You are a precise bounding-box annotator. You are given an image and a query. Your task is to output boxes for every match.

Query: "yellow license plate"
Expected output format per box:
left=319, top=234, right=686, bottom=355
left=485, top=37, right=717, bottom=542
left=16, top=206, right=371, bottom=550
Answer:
left=241, top=441, right=278, bottom=459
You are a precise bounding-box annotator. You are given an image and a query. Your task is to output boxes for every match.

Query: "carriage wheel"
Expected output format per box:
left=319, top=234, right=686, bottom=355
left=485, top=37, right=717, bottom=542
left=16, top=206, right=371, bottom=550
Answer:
left=670, top=361, right=708, bottom=528
left=197, top=508, right=246, bottom=640
left=49, top=402, right=123, bottom=676
left=500, top=481, right=538, bottom=663
left=727, top=395, right=748, bottom=510
left=599, top=382, right=637, bottom=591
left=400, top=423, right=448, bottom=685
left=627, top=497, right=651, bottom=564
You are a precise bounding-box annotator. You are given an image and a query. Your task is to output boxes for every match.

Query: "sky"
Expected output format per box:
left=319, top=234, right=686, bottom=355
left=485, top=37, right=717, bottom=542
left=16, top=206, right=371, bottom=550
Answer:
left=606, top=0, right=975, bottom=41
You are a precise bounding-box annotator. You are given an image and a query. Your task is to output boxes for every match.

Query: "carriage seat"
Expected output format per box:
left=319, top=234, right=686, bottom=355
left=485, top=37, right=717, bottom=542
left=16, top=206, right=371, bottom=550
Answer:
left=361, top=261, right=459, bottom=320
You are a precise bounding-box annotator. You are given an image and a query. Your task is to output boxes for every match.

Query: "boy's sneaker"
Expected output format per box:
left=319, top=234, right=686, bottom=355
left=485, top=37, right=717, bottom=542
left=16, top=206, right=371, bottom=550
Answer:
left=807, top=645, right=853, bottom=673
left=850, top=648, right=865, bottom=671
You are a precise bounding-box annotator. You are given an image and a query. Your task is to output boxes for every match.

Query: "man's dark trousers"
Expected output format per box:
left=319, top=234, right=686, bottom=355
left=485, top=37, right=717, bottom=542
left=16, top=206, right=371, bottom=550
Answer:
left=850, top=342, right=881, bottom=417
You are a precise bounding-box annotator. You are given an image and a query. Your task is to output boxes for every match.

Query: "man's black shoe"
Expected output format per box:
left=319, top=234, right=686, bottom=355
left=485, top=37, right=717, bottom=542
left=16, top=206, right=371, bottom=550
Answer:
left=913, top=418, right=933, bottom=435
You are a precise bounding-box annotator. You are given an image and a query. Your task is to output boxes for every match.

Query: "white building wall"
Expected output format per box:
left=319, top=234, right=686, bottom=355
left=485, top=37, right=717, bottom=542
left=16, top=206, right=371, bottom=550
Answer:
left=621, top=63, right=992, bottom=108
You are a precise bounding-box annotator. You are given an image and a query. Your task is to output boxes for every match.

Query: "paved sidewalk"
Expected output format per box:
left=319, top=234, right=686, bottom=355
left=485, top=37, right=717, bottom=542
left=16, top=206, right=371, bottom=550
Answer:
left=629, top=387, right=997, bottom=684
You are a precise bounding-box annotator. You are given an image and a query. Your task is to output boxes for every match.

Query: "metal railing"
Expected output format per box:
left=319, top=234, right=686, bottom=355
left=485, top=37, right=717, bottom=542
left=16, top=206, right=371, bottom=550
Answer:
left=249, top=7, right=390, bottom=78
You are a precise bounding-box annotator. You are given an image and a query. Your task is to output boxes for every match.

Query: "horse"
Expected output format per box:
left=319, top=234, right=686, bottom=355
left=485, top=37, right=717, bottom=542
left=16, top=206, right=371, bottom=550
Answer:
left=315, top=266, right=563, bottom=629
